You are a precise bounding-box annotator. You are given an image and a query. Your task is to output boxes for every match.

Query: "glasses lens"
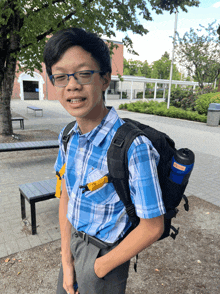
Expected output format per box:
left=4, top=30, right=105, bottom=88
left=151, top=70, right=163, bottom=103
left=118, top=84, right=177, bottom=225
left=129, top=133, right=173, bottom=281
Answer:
left=76, top=71, right=93, bottom=84
left=52, top=71, right=98, bottom=87
left=53, top=74, right=68, bottom=87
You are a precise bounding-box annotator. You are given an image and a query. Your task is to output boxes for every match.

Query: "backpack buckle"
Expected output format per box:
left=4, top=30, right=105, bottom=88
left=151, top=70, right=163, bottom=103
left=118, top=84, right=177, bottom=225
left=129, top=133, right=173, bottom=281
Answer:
left=62, top=135, right=70, bottom=143
left=182, top=195, right=189, bottom=211
left=112, top=137, right=124, bottom=148
left=56, top=171, right=61, bottom=180
left=170, top=225, right=179, bottom=240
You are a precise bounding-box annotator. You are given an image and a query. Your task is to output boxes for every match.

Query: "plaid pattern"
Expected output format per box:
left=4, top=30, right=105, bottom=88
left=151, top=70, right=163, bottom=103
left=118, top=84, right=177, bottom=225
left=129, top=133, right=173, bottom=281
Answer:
left=55, top=107, right=165, bottom=243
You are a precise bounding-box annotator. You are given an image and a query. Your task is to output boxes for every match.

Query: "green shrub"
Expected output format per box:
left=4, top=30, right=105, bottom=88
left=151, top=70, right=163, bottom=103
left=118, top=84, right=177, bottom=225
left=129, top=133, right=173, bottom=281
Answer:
left=119, top=103, right=128, bottom=109
left=122, top=92, right=127, bottom=99
left=195, top=92, right=220, bottom=115
left=119, top=101, right=207, bottom=123
left=196, top=86, right=217, bottom=96
left=165, top=87, right=194, bottom=107
left=180, top=94, right=197, bottom=111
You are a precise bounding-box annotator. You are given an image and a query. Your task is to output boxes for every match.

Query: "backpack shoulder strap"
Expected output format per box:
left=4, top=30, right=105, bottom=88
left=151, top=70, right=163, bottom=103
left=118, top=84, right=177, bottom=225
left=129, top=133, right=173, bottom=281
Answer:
left=55, top=121, right=76, bottom=198
left=62, top=121, right=76, bottom=153
left=107, top=120, right=145, bottom=228
left=108, top=120, right=144, bottom=178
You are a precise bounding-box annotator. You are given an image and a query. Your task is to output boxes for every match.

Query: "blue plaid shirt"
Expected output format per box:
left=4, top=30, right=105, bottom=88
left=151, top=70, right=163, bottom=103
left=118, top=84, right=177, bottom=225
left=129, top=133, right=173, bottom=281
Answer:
left=55, top=107, right=165, bottom=243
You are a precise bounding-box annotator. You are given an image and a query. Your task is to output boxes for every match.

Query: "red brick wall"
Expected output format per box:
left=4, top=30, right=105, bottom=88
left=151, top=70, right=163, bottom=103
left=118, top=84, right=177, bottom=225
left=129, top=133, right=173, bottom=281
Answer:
left=45, top=64, right=57, bottom=101
left=111, top=42, right=123, bottom=76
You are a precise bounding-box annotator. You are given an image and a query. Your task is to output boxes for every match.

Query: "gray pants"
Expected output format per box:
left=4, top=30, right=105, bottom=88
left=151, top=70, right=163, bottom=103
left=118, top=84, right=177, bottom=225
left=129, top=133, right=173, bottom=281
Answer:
left=57, top=231, right=130, bottom=294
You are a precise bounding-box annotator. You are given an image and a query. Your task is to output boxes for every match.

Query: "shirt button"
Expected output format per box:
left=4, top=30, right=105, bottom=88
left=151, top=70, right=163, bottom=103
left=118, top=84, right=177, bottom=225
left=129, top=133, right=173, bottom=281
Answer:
left=80, top=148, right=83, bottom=152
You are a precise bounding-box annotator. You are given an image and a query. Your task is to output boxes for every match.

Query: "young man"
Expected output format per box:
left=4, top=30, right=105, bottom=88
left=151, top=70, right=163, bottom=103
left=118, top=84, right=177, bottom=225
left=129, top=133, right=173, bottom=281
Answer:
left=43, top=28, right=165, bottom=294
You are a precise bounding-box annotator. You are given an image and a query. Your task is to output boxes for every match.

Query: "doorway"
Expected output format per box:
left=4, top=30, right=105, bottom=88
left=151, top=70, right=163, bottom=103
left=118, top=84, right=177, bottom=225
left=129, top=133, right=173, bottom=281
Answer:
left=23, top=81, right=39, bottom=100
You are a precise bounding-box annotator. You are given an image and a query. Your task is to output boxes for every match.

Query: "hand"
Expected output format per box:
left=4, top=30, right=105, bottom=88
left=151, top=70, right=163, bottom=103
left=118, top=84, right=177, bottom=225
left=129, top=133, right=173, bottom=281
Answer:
left=94, top=257, right=107, bottom=279
left=62, top=259, right=79, bottom=294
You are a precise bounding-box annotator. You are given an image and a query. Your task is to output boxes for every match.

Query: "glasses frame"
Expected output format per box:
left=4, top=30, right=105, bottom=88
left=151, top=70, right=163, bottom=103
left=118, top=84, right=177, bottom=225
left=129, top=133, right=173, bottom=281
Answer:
left=49, top=70, right=103, bottom=87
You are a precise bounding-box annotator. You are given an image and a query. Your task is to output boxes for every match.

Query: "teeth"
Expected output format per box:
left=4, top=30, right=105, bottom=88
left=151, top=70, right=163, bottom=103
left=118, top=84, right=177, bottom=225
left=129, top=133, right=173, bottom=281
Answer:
left=69, top=98, right=85, bottom=103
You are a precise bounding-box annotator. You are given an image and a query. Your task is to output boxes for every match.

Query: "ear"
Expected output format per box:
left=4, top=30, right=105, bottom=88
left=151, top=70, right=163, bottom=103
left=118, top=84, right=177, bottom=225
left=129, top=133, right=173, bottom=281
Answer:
left=102, top=73, right=111, bottom=91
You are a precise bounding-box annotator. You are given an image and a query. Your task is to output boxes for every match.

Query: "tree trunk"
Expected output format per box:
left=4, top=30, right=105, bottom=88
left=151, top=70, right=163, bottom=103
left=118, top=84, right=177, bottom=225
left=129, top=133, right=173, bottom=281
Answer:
left=218, top=77, right=220, bottom=92
left=0, top=56, right=17, bottom=135
left=0, top=4, right=21, bottom=136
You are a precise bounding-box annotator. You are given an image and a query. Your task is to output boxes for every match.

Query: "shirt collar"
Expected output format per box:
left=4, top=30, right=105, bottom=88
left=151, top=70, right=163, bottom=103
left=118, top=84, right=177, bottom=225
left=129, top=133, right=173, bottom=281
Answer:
left=72, top=107, right=119, bottom=147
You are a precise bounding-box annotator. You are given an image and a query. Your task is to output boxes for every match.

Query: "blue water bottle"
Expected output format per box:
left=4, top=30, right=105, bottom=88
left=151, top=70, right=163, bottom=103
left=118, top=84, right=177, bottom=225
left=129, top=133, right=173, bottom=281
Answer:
left=169, top=148, right=195, bottom=185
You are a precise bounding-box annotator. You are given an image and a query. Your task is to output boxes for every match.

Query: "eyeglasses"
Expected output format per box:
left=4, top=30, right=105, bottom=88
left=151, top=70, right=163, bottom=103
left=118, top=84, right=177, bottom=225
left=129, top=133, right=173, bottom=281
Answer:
left=50, top=70, right=103, bottom=87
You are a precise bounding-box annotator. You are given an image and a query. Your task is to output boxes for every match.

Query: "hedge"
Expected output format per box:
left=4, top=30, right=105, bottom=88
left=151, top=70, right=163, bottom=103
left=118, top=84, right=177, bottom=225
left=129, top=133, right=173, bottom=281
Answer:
left=195, top=92, right=220, bottom=115
left=119, top=101, right=207, bottom=123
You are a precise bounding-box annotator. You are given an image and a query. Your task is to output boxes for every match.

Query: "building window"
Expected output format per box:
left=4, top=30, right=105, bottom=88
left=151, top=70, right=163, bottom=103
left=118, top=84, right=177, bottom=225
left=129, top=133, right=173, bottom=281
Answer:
left=108, top=81, right=119, bottom=94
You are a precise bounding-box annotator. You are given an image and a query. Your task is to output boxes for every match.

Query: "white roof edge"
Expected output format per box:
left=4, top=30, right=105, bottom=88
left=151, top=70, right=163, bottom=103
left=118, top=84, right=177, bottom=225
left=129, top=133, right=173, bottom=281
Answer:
left=111, top=75, right=211, bottom=86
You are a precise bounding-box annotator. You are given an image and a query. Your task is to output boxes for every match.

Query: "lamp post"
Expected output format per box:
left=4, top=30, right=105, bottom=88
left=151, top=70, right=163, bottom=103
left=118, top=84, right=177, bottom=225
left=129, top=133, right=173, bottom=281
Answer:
left=167, top=10, right=178, bottom=109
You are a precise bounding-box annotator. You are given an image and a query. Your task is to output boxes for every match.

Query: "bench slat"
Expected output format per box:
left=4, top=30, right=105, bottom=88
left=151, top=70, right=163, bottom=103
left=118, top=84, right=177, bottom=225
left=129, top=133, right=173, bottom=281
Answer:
left=0, top=143, right=15, bottom=149
left=42, top=179, right=57, bottom=193
left=17, top=142, right=28, bottom=147
left=32, top=181, right=54, bottom=195
left=27, top=106, right=42, bottom=110
left=11, top=117, right=24, bottom=120
left=0, top=140, right=59, bottom=152
left=14, top=142, right=25, bottom=148
left=19, top=179, right=56, bottom=200
left=19, top=184, right=42, bottom=199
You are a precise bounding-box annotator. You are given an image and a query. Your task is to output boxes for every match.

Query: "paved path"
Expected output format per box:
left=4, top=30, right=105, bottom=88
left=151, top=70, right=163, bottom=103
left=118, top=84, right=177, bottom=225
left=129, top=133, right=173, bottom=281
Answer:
left=0, top=99, right=219, bottom=258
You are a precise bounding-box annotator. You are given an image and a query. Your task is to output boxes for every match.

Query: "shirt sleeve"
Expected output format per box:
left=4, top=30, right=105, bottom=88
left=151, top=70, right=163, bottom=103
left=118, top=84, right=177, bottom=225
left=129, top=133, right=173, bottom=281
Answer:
left=54, top=129, right=66, bottom=177
left=127, top=135, right=166, bottom=219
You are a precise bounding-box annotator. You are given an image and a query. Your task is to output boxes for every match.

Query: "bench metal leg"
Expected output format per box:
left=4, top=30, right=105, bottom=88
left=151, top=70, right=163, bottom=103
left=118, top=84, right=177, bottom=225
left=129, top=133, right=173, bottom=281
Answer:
left=20, top=120, right=24, bottom=129
left=35, top=110, right=43, bottom=117
left=30, top=201, right=37, bottom=235
left=20, top=193, right=26, bottom=219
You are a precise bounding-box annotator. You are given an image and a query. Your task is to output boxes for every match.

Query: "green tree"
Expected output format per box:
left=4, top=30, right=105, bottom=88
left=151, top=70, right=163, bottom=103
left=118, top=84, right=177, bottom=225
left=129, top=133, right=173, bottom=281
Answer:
left=217, top=24, right=220, bottom=40
left=141, top=60, right=152, bottom=77
left=0, top=0, right=200, bottom=135
left=151, top=53, right=181, bottom=80
left=162, top=51, right=170, bottom=59
left=123, top=59, right=151, bottom=77
left=176, top=21, right=220, bottom=89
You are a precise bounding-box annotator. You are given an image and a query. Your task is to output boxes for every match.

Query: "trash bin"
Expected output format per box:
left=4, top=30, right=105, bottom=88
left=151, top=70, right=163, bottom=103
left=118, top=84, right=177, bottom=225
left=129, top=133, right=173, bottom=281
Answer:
left=207, top=103, right=220, bottom=127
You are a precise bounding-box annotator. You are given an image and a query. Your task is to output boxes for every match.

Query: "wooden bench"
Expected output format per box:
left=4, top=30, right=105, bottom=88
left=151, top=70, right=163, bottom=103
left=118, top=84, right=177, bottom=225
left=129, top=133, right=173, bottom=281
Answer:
left=19, top=179, right=57, bottom=235
left=11, top=117, right=24, bottom=129
left=0, top=140, right=59, bottom=152
left=27, top=106, right=43, bottom=117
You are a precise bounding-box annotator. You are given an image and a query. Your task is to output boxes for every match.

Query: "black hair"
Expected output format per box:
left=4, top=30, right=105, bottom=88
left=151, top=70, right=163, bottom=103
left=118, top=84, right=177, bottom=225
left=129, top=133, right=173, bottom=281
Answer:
left=43, top=27, right=112, bottom=78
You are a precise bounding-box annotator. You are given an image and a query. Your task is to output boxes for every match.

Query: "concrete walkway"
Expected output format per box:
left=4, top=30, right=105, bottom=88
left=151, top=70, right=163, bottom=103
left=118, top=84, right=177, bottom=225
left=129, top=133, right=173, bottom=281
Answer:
left=0, top=99, right=219, bottom=259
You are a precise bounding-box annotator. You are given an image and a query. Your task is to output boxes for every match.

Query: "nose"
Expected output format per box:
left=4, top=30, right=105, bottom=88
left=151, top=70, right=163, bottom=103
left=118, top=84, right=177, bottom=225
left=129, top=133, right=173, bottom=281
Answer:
left=66, top=76, right=82, bottom=91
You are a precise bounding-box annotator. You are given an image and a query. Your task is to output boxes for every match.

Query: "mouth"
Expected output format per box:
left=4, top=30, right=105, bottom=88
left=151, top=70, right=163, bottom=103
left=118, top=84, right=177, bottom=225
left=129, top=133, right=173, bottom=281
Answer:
left=67, top=98, right=86, bottom=103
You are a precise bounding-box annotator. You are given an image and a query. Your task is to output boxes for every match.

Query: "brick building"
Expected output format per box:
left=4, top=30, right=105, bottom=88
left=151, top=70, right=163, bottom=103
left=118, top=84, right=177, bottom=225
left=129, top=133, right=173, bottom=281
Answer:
left=12, top=40, right=123, bottom=101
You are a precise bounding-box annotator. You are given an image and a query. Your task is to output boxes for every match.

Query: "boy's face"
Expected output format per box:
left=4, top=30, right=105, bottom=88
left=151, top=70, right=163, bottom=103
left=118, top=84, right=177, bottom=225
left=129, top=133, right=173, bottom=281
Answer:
left=51, top=46, right=111, bottom=120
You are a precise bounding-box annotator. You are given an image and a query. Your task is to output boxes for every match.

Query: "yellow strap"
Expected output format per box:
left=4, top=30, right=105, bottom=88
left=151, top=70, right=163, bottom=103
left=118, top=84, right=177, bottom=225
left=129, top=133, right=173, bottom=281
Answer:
left=55, top=163, right=66, bottom=198
left=87, top=175, right=109, bottom=192
left=56, top=164, right=108, bottom=197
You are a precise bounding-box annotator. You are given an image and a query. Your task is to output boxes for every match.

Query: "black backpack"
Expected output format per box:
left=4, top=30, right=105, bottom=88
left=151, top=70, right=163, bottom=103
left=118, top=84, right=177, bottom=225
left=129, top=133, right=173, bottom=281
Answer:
left=61, top=118, right=193, bottom=241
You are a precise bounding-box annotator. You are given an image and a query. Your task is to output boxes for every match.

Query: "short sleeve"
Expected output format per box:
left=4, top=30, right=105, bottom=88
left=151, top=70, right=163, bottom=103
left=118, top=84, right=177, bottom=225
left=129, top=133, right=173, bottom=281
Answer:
left=128, top=135, right=166, bottom=219
left=54, top=129, right=66, bottom=177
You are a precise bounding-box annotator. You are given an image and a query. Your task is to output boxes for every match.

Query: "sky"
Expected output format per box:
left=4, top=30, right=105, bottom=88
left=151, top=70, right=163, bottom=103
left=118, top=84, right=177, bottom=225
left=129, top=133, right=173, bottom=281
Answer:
left=113, top=0, right=220, bottom=66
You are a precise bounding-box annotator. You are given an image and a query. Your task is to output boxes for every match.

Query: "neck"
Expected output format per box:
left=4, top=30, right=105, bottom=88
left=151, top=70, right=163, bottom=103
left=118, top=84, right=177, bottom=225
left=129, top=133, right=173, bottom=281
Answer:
left=77, top=105, right=109, bottom=134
